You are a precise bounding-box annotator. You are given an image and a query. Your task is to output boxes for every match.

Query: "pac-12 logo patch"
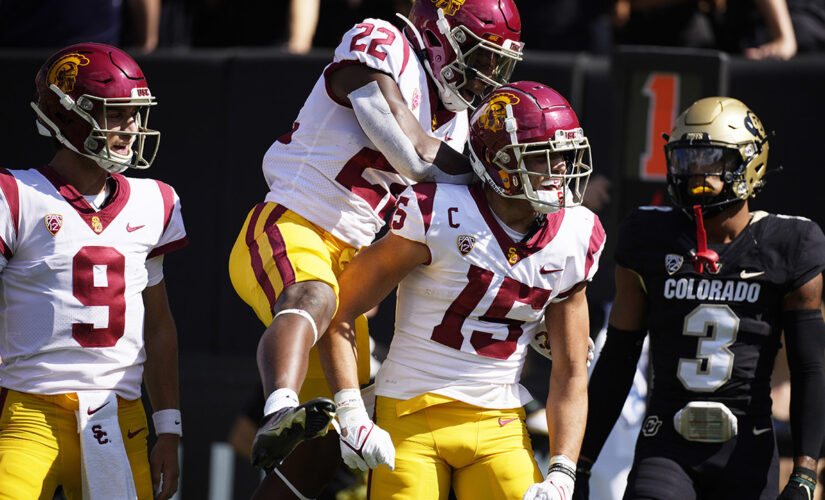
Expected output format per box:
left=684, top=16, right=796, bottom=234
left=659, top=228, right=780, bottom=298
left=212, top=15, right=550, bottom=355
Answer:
left=665, top=254, right=683, bottom=275
left=44, top=214, right=63, bottom=235
left=457, top=235, right=475, bottom=255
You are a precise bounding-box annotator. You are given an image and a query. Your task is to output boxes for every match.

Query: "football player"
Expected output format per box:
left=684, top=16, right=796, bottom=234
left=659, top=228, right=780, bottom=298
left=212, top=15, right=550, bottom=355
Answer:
left=228, top=0, right=523, bottom=497
left=574, top=97, right=825, bottom=499
left=0, top=43, right=186, bottom=499
left=323, top=81, right=605, bottom=500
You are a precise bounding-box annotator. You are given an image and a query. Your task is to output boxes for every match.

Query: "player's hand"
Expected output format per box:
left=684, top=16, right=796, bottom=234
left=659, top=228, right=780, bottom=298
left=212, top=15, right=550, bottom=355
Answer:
left=524, top=455, right=576, bottom=500
left=334, top=389, right=395, bottom=471
left=149, top=434, right=180, bottom=500
left=777, top=466, right=817, bottom=500
left=522, top=476, right=573, bottom=500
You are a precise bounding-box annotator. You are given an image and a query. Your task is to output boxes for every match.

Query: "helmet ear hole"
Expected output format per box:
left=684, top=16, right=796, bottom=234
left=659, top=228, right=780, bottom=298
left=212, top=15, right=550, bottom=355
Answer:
left=425, top=30, right=442, bottom=48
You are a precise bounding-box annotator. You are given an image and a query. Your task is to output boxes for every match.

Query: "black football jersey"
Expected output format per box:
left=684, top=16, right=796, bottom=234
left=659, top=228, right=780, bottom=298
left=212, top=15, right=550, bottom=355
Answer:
left=615, top=207, right=825, bottom=417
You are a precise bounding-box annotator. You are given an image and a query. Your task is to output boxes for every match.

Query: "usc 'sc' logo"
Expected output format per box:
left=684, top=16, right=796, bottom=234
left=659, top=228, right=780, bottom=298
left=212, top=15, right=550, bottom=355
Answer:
left=432, top=0, right=466, bottom=16
left=47, top=53, right=90, bottom=93
left=478, top=93, right=520, bottom=133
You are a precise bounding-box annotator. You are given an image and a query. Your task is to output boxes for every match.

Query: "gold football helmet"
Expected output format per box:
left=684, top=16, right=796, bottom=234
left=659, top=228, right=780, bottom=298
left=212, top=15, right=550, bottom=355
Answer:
left=665, top=97, right=769, bottom=217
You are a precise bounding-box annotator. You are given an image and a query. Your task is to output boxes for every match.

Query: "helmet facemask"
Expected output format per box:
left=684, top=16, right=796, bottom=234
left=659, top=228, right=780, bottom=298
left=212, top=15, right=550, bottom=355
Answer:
left=33, top=84, right=159, bottom=174
left=664, top=97, right=770, bottom=219
left=470, top=102, right=592, bottom=213
left=666, top=139, right=766, bottom=219
left=398, top=7, right=523, bottom=112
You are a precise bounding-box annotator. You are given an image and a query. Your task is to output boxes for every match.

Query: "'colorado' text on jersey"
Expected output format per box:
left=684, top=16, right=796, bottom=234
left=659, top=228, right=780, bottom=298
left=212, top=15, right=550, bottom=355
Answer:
left=616, top=207, right=825, bottom=415
left=0, top=166, right=187, bottom=399
left=263, top=18, right=468, bottom=248
left=375, top=183, right=605, bottom=408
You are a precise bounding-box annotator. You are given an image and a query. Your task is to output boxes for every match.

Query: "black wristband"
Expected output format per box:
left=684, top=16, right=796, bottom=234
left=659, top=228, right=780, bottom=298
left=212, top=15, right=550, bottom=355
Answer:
left=789, top=466, right=818, bottom=491
left=547, top=461, right=576, bottom=482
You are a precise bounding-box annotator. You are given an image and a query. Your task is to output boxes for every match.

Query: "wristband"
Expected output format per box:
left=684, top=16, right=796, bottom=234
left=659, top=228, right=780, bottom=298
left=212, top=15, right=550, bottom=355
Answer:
left=152, top=409, right=182, bottom=436
left=334, top=389, right=365, bottom=410
left=333, top=389, right=368, bottom=429
left=789, top=466, right=818, bottom=492
left=547, top=454, right=577, bottom=482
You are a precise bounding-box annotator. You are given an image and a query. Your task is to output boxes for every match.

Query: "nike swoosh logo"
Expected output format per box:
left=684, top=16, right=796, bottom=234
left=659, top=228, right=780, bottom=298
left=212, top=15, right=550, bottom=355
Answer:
left=126, top=223, right=145, bottom=232
left=752, top=426, right=771, bottom=436
left=740, top=270, right=765, bottom=279
left=498, top=417, right=519, bottom=426
left=87, top=401, right=110, bottom=415
left=127, top=427, right=146, bottom=439
left=540, top=266, right=563, bottom=275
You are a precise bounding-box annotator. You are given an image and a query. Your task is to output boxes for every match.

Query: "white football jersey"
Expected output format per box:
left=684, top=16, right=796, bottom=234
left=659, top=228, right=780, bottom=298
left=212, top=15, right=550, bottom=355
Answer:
left=263, top=18, right=469, bottom=248
left=0, top=166, right=187, bottom=399
left=375, top=183, right=605, bottom=408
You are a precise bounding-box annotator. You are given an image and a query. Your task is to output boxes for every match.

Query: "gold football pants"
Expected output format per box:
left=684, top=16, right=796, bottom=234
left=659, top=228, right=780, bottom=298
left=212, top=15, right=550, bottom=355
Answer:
left=0, top=388, right=152, bottom=500
left=229, top=202, right=371, bottom=399
left=370, top=394, right=543, bottom=500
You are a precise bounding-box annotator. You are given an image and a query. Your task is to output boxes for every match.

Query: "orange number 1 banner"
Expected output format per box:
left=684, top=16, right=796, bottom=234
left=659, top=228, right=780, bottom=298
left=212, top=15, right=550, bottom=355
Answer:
left=640, top=73, right=680, bottom=181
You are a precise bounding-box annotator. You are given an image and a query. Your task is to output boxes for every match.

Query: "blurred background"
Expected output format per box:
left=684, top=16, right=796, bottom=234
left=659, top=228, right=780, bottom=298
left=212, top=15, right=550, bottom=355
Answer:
left=1, top=0, right=824, bottom=498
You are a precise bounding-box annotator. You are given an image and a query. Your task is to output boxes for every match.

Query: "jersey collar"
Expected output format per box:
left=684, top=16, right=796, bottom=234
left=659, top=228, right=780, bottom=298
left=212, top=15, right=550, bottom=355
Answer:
left=469, top=183, right=565, bottom=266
left=39, top=165, right=131, bottom=234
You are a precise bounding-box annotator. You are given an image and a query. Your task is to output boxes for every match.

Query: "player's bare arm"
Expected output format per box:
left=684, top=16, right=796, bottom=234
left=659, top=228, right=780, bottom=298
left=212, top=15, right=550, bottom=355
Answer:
left=327, top=64, right=470, bottom=176
left=544, top=281, right=591, bottom=463
left=321, top=231, right=430, bottom=393
left=577, top=264, right=649, bottom=473
left=142, top=280, right=181, bottom=500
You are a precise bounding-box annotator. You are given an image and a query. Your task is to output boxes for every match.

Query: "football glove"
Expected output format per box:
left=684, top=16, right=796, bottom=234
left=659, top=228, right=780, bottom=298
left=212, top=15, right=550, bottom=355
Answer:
left=333, top=389, right=395, bottom=471
left=523, top=455, right=576, bottom=500
left=778, top=466, right=817, bottom=500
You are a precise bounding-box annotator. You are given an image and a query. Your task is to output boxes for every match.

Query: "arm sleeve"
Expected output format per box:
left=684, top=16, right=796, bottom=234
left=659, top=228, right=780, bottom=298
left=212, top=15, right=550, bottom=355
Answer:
left=348, top=80, right=435, bottom=181
left=579, top=324, right=647, bottom=463
left=783, top=308, right=825, bottom=459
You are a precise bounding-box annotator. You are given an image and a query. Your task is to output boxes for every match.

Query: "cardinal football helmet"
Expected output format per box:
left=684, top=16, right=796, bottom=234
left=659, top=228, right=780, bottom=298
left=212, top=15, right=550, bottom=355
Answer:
left=399, top=0, right=523, bottom=112
left=31, top=42, right=160, bottom=174
left=665, top=97, right=769, bottom=217
left=468, top=81, right=592, bottom=213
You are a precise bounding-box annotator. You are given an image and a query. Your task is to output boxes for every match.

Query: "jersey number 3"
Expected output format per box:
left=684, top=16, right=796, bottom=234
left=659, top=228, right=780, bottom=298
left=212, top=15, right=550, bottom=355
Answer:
left=677, top=304, right=739, bottom=392
left=72, top=246, right=127, bottom=348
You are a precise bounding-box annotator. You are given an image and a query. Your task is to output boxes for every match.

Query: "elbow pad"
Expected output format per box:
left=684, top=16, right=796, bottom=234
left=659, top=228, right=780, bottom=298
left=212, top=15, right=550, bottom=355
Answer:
left=348, top=81, right=434, bottom=181
left=783, top=309, right=825, bottom=459
left=580, top=325, right=646, bottom=465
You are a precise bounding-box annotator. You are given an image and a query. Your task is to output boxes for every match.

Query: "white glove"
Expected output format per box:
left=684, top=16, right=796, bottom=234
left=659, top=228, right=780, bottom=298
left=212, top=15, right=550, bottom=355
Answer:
left=333, top=389, right=395, bottom=471
left=522, top=455, right=576, bottom=500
